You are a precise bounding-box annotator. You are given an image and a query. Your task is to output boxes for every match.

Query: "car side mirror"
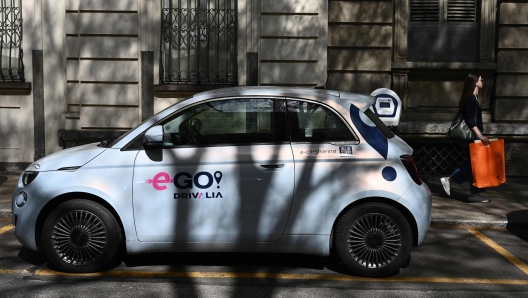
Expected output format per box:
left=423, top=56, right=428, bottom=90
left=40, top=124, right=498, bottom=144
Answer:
left=142, top=125, right=164, bottom=149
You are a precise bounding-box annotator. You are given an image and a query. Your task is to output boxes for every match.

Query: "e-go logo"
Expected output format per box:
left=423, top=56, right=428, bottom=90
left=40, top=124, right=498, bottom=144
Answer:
left=147, top=171, right=223, bottom=191
left=174, top=171, right=223, bottom=189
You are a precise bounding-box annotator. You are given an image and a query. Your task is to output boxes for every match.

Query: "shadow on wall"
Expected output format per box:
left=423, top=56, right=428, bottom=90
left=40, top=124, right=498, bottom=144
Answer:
left=0, top=176, right=7, bottom=187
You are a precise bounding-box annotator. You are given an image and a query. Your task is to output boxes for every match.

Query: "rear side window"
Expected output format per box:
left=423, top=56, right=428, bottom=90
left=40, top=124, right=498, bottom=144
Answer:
left=286, top=100, right=358, bottom=143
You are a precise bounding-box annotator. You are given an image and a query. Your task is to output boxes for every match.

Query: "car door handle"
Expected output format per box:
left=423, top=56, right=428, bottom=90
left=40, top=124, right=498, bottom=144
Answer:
left=259, top=164, right=285, bottom=171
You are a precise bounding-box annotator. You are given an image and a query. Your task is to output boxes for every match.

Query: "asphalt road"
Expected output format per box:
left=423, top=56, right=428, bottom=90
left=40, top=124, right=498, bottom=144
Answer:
left=1, top=218, right=528, bottom=297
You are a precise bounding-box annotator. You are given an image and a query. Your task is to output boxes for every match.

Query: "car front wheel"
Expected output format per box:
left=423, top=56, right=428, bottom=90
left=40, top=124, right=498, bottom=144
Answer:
left=41, top=199, right=123, bottom=273
left=334, top=202, right=412, bottom=277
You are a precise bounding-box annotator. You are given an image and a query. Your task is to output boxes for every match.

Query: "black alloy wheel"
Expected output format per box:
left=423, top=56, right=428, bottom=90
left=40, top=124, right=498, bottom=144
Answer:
left=42, top=199, right=123, bottom=273
left=334, top=202, right=412, bottom=277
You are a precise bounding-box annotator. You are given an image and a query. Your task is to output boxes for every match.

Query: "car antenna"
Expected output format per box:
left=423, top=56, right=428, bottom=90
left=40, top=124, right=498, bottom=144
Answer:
left=314, top=67, right=331, bottom=89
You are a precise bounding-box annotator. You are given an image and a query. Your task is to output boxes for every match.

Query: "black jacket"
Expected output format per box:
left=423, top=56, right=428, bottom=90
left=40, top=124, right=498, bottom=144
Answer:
left=463, top=94, right=483, bottom=133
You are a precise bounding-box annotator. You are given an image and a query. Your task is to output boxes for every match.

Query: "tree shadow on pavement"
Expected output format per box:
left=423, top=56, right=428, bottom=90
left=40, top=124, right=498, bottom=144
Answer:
left=123, top=252, right=326, bottom=272
left=507, top=210, right=528, bottom=242
left=423, top=177, right=467, bottom=203
left=18, top=247, right=48, bottom=266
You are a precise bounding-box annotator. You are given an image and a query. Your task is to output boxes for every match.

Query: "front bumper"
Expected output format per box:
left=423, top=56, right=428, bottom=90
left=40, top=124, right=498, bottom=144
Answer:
left=12, top=173, right=49, bottom=251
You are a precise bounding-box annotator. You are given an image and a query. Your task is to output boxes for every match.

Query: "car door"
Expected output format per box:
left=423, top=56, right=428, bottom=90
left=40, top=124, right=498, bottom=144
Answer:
left=284, top=99, right=367, bottom=234
left=132, top=98, right=295, bottom=242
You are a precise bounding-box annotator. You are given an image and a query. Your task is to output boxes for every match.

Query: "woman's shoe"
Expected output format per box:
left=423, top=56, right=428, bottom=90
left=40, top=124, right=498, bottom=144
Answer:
left=468, top=193, right=490, bottom=203
left=440, top=177, right=450, bottom=196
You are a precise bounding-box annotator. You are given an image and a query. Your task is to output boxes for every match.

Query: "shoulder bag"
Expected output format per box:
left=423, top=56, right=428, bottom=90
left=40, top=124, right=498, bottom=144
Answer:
left=446, top=97, right=478, bottom=141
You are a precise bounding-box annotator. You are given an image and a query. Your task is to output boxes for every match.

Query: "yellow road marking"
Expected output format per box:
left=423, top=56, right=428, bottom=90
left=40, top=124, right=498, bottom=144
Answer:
left=467, top=228, right=528, bottom=275
left=0, top=269, right=27, bottom=275
left=0, top=224, right=13, bottom=235
left=30, top=270, right=528, bottom=285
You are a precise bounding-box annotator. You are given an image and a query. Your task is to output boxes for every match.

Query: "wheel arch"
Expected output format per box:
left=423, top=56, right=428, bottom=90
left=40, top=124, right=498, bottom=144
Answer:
left=34, top=192, right=126, bottom=252
left=330, top=197, right=419, bottom=250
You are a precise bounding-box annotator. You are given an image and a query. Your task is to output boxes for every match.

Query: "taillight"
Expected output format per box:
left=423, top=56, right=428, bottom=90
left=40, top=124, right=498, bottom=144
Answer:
left=400, top=155, right=423, bottom=185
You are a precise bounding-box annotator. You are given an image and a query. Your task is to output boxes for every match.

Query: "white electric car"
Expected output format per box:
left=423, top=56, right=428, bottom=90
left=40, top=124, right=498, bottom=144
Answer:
left=12, top=87, right=431, bottom=277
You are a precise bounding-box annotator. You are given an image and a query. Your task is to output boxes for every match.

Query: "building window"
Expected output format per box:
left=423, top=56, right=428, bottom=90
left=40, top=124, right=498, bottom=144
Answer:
left=0, top=0, right=24, bottom=81
left=160, top=0, right=237, bottom=84
left=408, top=0, right=479, bottom=62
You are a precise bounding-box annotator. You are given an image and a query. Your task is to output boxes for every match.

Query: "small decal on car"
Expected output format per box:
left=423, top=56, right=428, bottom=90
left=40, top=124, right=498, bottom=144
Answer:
left=339, top=146, right=353, bottom=157
left=299, top=149, right=337, bottom=155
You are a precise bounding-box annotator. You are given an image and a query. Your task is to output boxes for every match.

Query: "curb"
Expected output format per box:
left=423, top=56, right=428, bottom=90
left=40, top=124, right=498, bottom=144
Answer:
left=431, top=218, right=509, bottom=228
left=0, top=208, right=11, bottom=218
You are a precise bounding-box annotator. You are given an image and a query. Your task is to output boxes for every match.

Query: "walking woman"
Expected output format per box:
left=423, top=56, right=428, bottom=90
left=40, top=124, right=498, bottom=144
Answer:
left=441, top=73, right=490, bottom=202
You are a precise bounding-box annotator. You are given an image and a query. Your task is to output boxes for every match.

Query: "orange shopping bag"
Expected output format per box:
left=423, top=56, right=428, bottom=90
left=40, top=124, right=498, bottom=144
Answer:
left=469, top=139, right=506, bottom=188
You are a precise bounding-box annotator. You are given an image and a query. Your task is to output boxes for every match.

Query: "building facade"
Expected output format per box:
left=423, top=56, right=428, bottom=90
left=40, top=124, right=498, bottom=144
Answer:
left=1, top=0, right=527, bottom=177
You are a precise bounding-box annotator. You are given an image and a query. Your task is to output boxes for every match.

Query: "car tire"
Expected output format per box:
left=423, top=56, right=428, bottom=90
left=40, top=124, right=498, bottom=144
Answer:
left=41, top=199, right=123, bottom=273
left=334, top=202, right=412, bottom=277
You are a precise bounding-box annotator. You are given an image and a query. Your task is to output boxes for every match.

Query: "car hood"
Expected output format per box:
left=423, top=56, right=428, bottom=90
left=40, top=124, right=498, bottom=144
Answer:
left=26, top=143, right=107, bottom=172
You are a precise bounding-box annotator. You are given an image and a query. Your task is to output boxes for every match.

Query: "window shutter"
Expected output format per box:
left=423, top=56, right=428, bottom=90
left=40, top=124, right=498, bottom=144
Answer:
left=410, top=0, right=440, bottom=21
left=447, top=0, right=477, bottom=22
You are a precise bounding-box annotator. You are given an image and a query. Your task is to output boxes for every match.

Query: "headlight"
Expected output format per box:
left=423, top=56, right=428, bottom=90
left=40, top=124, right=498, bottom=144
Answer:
left=22, top=171, right=39, bottom=186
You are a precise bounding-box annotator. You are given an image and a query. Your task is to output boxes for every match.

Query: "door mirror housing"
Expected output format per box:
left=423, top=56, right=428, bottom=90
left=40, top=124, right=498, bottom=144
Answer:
left=142, top=125, right=164, bottom=149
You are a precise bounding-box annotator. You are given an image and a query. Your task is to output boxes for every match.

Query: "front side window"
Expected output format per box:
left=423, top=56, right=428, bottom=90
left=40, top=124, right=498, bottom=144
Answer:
left=161, top=98, right=287, bottom=146
left=0, top=0, right=23, bottom=81
left=287, top=100, right=358, bottom=143
left=408, top=0, right=479, bottom=62
left=160, top=0, right=237, bottom=84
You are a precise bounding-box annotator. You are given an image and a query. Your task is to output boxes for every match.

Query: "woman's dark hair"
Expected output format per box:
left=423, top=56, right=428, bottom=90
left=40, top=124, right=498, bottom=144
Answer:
left=458, top=73, right=480, bottom=109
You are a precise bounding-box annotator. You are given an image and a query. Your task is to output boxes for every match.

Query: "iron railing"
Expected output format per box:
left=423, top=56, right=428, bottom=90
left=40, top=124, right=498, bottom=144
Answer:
left=0, top=0, right=24, bottom=82
left=411, top=142, right=466, bottom=176
left=160, top=0, right=237, bottom=84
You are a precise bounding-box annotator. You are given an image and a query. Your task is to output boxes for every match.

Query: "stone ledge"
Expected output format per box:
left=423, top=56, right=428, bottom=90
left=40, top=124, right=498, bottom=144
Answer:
left=0, top=82, right=31, bottom=95
left=399, top=121, right=528, bottom=136
left=392, top=61, right=497, bottom=71
left=57, top=129, right=126, bottom=149
left=0, top=162, right=31, bottom=172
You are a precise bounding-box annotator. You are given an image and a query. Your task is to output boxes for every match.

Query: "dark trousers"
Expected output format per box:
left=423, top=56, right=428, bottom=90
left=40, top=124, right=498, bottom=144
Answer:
left=449, top=141, right=486, bottom=194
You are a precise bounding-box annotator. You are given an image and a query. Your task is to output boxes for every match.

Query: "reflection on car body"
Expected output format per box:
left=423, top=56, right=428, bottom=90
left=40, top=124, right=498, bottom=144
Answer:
left=12, top=87, right=431, bottom=277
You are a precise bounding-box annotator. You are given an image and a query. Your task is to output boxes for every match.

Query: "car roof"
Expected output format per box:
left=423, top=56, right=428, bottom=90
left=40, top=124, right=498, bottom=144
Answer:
left=192, top=86, right=375, bottom=112
left=111, top=86, right=375, bottom=148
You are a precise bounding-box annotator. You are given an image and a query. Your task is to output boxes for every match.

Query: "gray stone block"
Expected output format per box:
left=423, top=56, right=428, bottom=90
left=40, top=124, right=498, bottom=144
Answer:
left=498, top=51, right=528, bottom=73
left=328, top=49, right=391, bottom=71
left=328, top=25, right=392, bottom=47
left=500, top=3, right=528, bottom=25
left=496, top=75, right=528, bottom=97
left=499, top=27, right=528, bottom=49
left=329, top=1, right=393, bottom=23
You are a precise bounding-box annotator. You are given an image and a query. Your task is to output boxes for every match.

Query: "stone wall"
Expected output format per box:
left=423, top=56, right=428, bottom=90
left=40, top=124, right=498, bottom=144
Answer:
left=326, top=0, right=392, bottom=94
left=495, top=1, right=528, bottom=122
left=64, top=0, right=141, bottom=131
left=260, top=0, right=327, bottom=87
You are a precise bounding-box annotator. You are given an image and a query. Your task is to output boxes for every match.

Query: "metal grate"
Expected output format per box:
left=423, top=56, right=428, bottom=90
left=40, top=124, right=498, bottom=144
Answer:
left=447, top=0, right=476, bottom=22
left=160, top=0, right=237, bottom=84
left=0, top=0, right=24, bottom=82
left=411, top=143, right=467, bottom=176
left=410, top=0, right=440, bottom=21
left=410, top=0, right=477, bottom=22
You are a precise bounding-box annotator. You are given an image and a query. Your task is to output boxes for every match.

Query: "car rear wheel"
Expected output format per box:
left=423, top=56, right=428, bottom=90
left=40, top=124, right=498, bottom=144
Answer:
left=41, top=199, right=123, bottom=273
left=334, top=202, right=412, bottom=277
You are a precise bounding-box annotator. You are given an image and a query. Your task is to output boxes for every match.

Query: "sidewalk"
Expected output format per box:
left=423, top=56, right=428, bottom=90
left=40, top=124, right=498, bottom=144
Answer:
left=1, top=172, right=528, bottom=227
